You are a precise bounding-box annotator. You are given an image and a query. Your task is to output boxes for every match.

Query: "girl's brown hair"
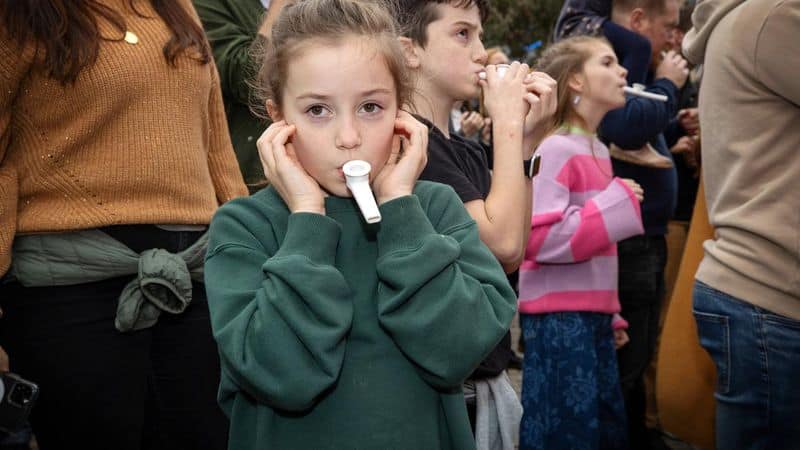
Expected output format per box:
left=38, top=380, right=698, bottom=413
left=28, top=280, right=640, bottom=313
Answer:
left=251, top=0, right=412, bottom=119
left=534, top=35, right=610, bottom=137
left=1, top=0, right=211, bottom=84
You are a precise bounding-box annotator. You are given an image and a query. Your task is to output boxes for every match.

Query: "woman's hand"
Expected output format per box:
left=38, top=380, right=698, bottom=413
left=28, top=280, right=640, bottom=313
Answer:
left=257, top=120, right=326, bottom=214
left=522, top=71, right=558, bottom=153
left=372, top=111, right=428, bottom=205
left=479, top=62, right=530, bottom=128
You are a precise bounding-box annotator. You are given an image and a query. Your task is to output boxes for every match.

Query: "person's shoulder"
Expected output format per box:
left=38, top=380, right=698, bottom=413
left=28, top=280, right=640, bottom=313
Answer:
left=413, top=181, right=475, bottom=229
left=535, top=133, right=590, bottom=174
left=537, top=133, right=583, bottom=156
left=413, top=180, right=458, bottom=200
left=211, top=187, right=288, bottom=236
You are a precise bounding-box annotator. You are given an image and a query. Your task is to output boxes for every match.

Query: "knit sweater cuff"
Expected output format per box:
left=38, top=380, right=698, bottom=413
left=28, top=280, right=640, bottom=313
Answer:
left=274, top=213, right=341, bottom=265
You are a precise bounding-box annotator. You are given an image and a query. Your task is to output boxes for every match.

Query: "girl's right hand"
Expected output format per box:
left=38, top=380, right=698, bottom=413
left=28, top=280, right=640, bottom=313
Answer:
left=621, top=178, right=645, bottom=203
left=479, top=62, right=530, bottom=127
left=614, top=329, right=630, bottom=349
left=257, top=121, right=326, bottom=214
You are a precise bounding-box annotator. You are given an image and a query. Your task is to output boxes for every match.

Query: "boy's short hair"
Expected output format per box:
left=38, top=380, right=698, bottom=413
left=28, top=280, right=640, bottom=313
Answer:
left=394, top=0, right=490, bottom=47
left=612, top=0, right=668, bottom=16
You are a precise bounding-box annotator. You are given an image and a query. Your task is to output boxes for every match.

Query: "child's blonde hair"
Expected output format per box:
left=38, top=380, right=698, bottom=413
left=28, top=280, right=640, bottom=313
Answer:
left=534, top=36, right=611, bottom=137
left=251, top=0, right=411, bottom=118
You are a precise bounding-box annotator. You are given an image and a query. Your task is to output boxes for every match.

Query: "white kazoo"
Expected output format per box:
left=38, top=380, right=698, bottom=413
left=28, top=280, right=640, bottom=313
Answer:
left=343, top=160, right=381, bottom=224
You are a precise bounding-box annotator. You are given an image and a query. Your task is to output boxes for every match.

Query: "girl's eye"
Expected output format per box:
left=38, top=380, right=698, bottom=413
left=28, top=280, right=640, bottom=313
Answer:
left=457, top=29, right=468, bottom=40
left=359, top=102, right=383, bottom=115
left=306, top=104, right=331, bottom=118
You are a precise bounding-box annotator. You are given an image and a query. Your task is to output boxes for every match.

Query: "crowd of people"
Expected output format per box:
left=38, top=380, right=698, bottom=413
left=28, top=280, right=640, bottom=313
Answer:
left=0, top=0, right=797, bottom=449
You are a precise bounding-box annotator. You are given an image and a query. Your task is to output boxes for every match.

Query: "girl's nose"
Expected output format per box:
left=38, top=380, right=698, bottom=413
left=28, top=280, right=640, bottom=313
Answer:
left=336, top=117, right=361, bottom=150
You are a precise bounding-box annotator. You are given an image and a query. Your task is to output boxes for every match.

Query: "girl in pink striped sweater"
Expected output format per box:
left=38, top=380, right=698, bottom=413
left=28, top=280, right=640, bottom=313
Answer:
left=518, top=36, right=645, bottom=450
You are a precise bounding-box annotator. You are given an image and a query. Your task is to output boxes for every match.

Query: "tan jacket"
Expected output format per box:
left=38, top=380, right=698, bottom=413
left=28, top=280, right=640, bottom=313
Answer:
left=684, top=0, right=800, bottom=319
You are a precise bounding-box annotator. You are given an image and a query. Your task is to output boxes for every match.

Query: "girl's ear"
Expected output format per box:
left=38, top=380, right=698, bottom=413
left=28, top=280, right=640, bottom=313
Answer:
left=266, top=100, right=283, bottom=121
left=567, top=73, right=585, bottom=94
left=398, top=37, right=420, bottom=69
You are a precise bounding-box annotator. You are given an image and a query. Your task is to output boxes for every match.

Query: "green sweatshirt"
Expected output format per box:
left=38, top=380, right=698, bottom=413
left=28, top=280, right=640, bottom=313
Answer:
left=204, top=181, right=517, bottom=450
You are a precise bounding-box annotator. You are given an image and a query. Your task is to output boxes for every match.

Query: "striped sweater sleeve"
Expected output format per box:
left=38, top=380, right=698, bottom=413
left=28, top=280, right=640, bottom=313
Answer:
left=527, top=136, right=644, bottom=265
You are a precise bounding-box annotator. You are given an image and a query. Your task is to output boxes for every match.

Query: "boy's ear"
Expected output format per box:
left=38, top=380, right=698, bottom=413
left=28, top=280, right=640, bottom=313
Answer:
left=266, top=100, right=282, bottom=121
left=398, top=36, right=420, bottom=68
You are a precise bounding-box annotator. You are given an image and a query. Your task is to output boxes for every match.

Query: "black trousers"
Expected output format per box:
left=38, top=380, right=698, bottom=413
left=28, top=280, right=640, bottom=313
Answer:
left=0, top=226, right=228, bottom=450
left=615, top=235, right=667, bottom=450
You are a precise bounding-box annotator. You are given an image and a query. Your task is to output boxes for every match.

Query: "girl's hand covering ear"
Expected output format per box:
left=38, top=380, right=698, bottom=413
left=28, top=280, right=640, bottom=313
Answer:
left=372, top=111, right=428, bottom=205
left=257, top=120, right=326, bottom=214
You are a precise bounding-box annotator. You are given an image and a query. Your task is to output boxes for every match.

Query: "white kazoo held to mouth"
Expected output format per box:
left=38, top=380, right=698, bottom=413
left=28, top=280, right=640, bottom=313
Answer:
left=478, top=63, right=511, bottom=80
left=343, top=160, right=381, bottom=224
left=623, top=83, right=668, bottom=102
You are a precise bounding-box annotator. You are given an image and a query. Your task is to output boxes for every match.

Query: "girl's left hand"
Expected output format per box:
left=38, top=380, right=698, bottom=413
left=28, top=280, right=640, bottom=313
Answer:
left=614, top=329, right=630, bottom=349
left=372, top=111, right=428, bottom=205
left=522, top=71, right=558, bottom=153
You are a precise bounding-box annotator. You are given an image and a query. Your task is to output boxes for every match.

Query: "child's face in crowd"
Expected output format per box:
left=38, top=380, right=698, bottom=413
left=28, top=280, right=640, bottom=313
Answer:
left=276, top=37, right=399, bottom=198
left=415, top=4, right=488, bottom=102
left=575, top=42, right=628, bottom=111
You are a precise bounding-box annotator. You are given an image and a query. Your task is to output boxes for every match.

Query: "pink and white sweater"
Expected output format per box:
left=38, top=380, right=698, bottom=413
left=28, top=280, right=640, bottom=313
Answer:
left=518, top=132, right=644, bottom=329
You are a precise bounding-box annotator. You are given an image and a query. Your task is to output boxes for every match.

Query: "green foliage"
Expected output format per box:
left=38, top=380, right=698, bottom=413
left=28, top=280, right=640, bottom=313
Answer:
left=483, top=0, right=565, bottom=60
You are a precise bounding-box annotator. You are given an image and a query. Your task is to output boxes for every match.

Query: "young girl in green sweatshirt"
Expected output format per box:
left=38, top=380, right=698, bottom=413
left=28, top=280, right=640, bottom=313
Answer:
left=202, top=0, right=517, bottom=448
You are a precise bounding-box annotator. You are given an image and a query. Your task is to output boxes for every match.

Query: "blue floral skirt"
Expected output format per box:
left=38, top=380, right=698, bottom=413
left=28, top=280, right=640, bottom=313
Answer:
left=519, top=312, right=627, bottom=450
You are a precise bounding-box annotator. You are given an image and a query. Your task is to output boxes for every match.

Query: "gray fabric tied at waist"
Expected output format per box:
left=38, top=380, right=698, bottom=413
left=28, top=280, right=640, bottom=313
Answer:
left=11, top=229, right=207, bottom=332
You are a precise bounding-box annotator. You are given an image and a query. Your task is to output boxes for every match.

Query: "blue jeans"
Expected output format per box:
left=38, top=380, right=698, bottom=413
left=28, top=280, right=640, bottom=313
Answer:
left=693, top=281, right=800, bottom=450
left=520, top=313, right=627, bottom=450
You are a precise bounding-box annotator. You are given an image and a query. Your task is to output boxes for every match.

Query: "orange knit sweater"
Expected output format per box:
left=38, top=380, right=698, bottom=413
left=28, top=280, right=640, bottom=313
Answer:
left=0, top=0, right=248, bottom=274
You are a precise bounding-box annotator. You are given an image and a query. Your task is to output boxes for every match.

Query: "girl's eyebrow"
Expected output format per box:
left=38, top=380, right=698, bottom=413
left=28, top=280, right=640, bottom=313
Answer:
left=295, top=88, right=393, bottom=101
left=361, top=88, right=393, bottom=97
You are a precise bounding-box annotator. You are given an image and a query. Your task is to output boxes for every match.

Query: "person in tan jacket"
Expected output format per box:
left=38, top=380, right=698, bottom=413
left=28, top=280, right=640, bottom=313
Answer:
left=683, top=0, right=800, bottom=448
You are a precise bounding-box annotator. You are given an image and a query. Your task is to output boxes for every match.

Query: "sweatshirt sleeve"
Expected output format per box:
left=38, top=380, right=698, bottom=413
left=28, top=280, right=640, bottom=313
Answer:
left=374, top=188, right=517, bottom=390
left=528, top=142, right=644, bottom=264
left=206, top=63, right=249, bottom=203
left=205, top=205, right=353, bottom=412
left=599, top=78, right=679, bottom=149
left=754, top=0, right=800, bottom=106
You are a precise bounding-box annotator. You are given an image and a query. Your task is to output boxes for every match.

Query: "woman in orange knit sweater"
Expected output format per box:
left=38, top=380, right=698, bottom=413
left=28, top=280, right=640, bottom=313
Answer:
left=0, top=1, right=247, bottom=448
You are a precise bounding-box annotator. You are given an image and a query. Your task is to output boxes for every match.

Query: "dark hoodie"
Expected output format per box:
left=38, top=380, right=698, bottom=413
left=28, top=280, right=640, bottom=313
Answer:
left=683, top=0, right=800, bottom=319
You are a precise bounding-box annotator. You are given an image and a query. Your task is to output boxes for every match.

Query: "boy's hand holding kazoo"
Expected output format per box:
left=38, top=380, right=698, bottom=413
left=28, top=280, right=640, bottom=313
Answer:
left=257, top=120, right=326, bottom=215
left=521, top=71, right=557, bottom=155
left=373, top=111, right=429, bottom=205
left=479, top=62, right=531, bottom=137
